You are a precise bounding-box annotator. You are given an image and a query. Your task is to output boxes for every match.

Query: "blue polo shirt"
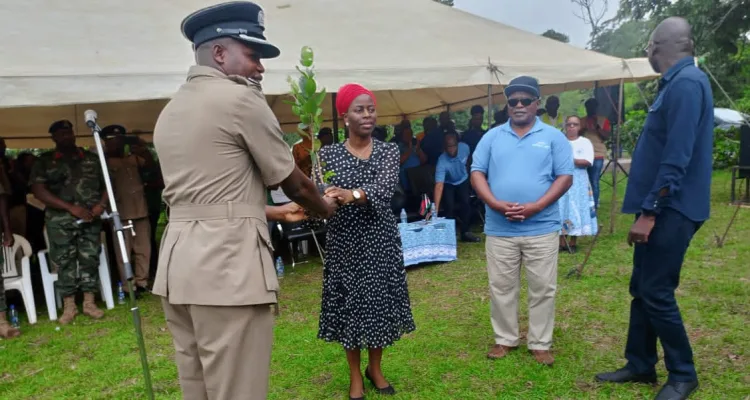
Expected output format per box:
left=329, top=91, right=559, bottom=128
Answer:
left=622, top=56, right=714, bottom=222
left=435, top=142, right=470, bottom=186
left=471, top=119, right=574, bottom=237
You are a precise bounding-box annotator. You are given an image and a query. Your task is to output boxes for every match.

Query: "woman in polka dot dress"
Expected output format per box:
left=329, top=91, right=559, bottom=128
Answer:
left=318, top=84, right=416, bottom=400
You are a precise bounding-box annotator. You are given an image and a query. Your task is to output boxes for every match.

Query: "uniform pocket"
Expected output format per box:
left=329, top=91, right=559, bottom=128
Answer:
left=256, top=224, right=279, bottom=292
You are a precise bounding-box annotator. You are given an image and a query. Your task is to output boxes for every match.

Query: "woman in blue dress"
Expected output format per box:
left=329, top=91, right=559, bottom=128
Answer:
left=559, top=115, right=598, bottom=252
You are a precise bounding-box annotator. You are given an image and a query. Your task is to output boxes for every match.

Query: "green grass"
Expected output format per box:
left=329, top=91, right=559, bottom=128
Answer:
left=1, top=171, right=749, bottom=399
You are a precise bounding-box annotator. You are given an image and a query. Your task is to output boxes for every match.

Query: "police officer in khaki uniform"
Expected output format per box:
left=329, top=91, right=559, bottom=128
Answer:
left=102, top=125, right=154, bottom=295
left=153, top=3, right=336, bottom=399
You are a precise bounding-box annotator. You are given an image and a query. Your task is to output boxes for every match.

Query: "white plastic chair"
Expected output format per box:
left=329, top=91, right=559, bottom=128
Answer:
left=38, top=229, right=114, bottom=321
left=2, top=234, right=37, bottom=324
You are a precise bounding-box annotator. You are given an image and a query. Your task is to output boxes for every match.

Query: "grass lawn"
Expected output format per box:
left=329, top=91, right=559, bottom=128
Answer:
left=1, top=171, right=748, bottom=399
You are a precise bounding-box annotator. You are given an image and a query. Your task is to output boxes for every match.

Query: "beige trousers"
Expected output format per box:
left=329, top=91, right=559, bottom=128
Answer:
left=114, top=218, right=151, bottom=290
left=161, top=299, right=275, bottom=400
left=486, top=231, right=559, bottom=350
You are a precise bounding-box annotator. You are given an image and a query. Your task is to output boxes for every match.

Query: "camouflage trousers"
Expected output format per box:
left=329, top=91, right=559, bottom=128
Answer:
left=47, top=216, right=102, bottom=297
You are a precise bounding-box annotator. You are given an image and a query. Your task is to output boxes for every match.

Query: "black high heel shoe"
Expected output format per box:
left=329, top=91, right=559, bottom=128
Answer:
left=365, top=368, right=396, bottom=395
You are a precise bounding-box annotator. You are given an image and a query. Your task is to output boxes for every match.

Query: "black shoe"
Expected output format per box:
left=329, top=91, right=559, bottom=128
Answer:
left=461, top=232, right=481, bottom=243
left=136, top=286, right=151, bottom=296
left=364, top=368, right=396, bottom=395
left=595, top=367, right=657, bottom=384
left=654, top=381, right=699, bottom=400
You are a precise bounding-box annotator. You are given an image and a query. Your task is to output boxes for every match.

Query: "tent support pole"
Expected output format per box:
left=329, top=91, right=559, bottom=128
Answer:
left=331, top=93, right=339, bottom=143
left=608, top=79, right=625, bottom=234
left=487, top=85, right=493, bottom=127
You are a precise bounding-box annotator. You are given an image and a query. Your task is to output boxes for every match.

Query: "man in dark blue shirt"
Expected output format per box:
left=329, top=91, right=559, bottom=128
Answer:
left=461, top=105, right=486, bottom=155
left=420, top=111, right=453, bottom=165
left=596, top=17, right=712, bottom=400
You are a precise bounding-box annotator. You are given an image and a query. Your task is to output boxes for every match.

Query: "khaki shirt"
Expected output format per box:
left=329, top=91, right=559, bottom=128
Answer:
left=152, top=66, right=295, bottom=306
left=107, top=155, right=148, bottom=220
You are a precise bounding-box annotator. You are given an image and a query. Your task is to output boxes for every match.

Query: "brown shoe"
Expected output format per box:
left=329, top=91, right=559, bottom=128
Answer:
left=59, top=296, right=78, bottom=325
left=82, top=293, right=104, bottom=319
left=531, top=350, right=554, bottom=366
left=0, top=312, right=21, bottom=339
left=487, top=344, right=517, bottom=359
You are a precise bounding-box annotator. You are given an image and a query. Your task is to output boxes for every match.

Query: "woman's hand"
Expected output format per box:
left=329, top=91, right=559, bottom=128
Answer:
left=325, top=186, right=355, bottom=204
left=279, top=202, right=307, bottom=223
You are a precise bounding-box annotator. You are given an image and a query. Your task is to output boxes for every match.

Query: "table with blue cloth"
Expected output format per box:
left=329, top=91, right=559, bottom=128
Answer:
left=399, top=218, right=457, bottom=267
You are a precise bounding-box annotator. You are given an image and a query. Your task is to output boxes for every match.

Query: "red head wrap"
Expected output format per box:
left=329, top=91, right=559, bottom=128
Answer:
left=335, top=83, right=376, bottom=116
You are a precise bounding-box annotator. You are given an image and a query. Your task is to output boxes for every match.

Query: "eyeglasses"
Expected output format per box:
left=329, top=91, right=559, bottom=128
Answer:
left=507, top=98, right=536, bottom=107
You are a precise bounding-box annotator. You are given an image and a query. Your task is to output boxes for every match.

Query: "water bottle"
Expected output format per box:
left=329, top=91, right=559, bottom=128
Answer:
left=117, top=282, right=126, bottom=305
left=9, top=304, right=19, bottom=328
left=400, top=208, right=408, bottom=224
left=275, top=257, right=285, bottom=278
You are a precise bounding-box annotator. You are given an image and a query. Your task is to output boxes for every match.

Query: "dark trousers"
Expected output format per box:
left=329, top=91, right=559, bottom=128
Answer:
left=625, top=208, right=701, bottom=382
left=442, top=180, right=471, bottom=234
left=587, top=158, right=604, bottom=208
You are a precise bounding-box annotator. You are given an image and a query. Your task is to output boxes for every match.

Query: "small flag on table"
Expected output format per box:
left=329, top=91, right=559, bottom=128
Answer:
left=419, top=194, right=432, bottom=218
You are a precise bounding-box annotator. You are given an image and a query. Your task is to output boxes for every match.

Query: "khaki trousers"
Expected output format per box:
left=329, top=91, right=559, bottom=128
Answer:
left=486, top=231, right=559, bottom=350
left=162, top=299, right=275, bottom=400
left=114, top=218, right=151, bottom=289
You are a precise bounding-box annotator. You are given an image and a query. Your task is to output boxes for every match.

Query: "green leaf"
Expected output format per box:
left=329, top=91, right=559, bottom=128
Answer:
left=300, top=46, right=314, bottom=67
left=300, top=114, right=312, bottom=125
left=313, top=89, right=327, bottom=107
left=304, top=78, right=317, bottom=96
left=291, top=105, right=302, bottom=116
left=304, top=100, right=318, bottom=114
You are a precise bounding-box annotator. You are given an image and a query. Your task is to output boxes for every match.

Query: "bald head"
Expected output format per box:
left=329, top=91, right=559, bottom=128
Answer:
left=648, top=17, right=694, bottom=73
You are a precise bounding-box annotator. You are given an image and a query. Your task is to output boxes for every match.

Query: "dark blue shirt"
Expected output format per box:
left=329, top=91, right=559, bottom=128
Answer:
left=461, top=127, right=485, bottom=155
left=622, top=56, right=714, bottom=222
left=420, top=128, right=446, bottom=165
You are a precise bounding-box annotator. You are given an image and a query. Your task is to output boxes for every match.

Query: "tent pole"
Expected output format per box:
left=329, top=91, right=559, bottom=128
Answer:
left=331, top=93, right=339, bottom=143
left=487, top=84, right=493, bottom=127
left=608, top=79, right=625, bottom=234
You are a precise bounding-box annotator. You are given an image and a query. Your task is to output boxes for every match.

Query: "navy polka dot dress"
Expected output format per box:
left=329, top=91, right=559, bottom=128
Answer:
left=317, top=140, right=416, bottom=350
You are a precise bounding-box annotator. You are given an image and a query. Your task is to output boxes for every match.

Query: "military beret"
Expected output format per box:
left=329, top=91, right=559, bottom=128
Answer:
left=181, top=1, right=280, bottom=59
left=48, top=120, right=73, bottom=134
left=101, top=124, right=127, bottom=139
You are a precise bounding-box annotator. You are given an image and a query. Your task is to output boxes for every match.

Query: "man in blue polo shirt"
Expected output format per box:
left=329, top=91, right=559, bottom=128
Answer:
left=471, top=76, right=573, bottom=366
left=433, top=132, right=480, bottom=242
left=596, top=18, right=712, bottom=400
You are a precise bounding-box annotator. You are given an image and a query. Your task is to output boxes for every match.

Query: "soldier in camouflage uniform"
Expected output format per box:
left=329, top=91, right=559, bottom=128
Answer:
left=30, top=120, right=109, bottom=324
left=0, top=165, right=19, bottom=338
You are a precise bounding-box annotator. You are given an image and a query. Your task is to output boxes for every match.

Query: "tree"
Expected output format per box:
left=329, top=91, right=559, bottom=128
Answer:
left=617, top=0, right=750, bottom=106
left=570, top=0, right=611, bottom=44
left=590, top=20, right=650, bottom=58
left=433, top=0, right=454, bottom=5
left=541, top=29, right=570, bottom=43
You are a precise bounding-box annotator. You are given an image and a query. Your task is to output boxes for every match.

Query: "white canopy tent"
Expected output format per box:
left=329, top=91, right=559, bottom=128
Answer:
left=0, top=0, right=658, bottom=148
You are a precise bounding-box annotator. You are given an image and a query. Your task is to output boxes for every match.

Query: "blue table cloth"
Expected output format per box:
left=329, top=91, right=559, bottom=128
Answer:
left=399, top=218, right=457, bottom=267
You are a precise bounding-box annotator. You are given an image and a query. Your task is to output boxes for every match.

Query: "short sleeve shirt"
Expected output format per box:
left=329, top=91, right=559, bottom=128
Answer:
left=435, top=142, right=470, bottom=186
left=471, top=119, right=574, bottom=237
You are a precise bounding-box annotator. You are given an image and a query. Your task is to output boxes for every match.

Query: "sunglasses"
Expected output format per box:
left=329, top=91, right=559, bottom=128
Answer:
left=508, top=98, right=536, bottom=107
